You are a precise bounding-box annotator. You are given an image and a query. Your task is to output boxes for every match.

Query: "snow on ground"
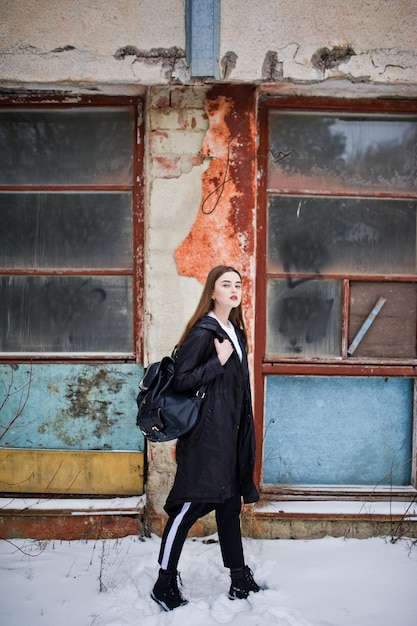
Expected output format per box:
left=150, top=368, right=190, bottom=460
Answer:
left=1, top=532, right=417, bottom=626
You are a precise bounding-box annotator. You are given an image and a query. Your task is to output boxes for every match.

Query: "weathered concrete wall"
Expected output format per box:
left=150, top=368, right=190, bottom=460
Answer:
left=145, top=86, right=209, bottom=363
left=220, top=0, right=417, bottom=84
left=1, top=1, right=416, bottom=90
left=145, top=83, right=258, bottom=530
left=0, top=0, right=187, bottom=89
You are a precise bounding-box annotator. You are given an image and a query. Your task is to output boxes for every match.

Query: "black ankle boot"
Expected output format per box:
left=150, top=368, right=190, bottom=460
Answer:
left=229, top=565, right=264, bottom=600
left=151, top=568, right=188, bottom=611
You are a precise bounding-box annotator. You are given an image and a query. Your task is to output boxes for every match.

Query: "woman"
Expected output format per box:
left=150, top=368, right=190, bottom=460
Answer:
left=151, top=265, right=264, bottom=611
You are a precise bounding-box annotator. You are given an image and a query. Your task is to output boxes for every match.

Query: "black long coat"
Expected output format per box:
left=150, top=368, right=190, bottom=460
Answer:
left=165, top=314, right=259, bottom=513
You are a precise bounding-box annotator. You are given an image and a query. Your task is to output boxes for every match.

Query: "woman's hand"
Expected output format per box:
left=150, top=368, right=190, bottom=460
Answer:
left=214, top=337, right=234, bottom=365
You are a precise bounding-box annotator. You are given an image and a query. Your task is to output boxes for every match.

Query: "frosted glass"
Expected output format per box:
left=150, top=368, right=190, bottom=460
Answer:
left=0, top=192, right=132, bottom=269
left=267, top=196, right=416, bottom=276
left=1, top=276, right=133, bottom=353
left=268, top=112, right=417, bottom=194
left=266, top=279, right=342, bottom=358
left=0, top=108, right=134, bottom=185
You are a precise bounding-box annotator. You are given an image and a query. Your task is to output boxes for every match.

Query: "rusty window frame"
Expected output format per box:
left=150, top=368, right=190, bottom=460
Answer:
left=255, top=96, right=417, bottom=499
left=0, top=95, right=144, bottom=363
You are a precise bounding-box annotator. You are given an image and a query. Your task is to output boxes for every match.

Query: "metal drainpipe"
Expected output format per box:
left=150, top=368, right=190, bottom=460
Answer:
left=185, top=0, right=220, bottom=79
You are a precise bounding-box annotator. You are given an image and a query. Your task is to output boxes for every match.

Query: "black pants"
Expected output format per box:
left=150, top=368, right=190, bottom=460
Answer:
left=158, top=494, right=244, bottom=572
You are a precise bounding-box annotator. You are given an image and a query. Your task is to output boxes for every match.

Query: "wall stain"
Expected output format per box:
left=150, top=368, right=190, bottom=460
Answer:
left=278, top=295, right=334, bottom=352
left=262, top=50, right=283, bottom=81
left=47, top=384, right=60, bottom=394
left=311, top=45, right=355, bottom=73
left=51, top=45, right=75, bottom=53
left=221, top=51, right=238, bottom=79
left=40, top=368, right=124, bottom=446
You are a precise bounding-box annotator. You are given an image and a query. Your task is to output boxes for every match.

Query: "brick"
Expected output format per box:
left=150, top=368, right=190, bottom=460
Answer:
left=150, top=107, right=208, bottom=131
left=150, top=129, right=205, bottom=155
left=170, top=86, right=208, bottom=108
left=149, top=87, right=171, bottom=109
left=152, top=156, right=182, bottom=178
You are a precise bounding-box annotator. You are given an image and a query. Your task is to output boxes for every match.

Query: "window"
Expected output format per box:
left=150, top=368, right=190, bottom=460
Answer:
left=0, top=98, right=144, bottom=360
left=256, top=97, right=417, bottom=498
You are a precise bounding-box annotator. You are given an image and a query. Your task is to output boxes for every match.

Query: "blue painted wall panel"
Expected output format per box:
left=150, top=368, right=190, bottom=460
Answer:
left=264, top=376, right=413, bottom=486
left=0, top=363, right=144, bottom=451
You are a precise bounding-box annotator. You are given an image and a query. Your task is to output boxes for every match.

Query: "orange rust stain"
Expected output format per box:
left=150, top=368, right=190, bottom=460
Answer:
left=175, top=85, right=257, bottom=337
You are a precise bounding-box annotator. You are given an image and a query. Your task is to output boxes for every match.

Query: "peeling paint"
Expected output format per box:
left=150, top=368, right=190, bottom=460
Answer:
left=0, top=364, right=143, bottom=452
left=114, top=45, right=188, bottom=82
left=61, top=369, right=122, bottom=442
left=174, top=84, right=256, bottom=338
left=114, top=46, right=185, bottom=63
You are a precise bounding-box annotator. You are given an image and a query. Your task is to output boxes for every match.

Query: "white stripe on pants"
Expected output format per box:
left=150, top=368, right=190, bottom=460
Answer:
left=160, top=502, right=192, bottom=571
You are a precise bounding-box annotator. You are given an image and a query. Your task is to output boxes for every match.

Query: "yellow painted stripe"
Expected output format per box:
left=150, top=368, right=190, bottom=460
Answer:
left=0, top=448, right=144, bottom=496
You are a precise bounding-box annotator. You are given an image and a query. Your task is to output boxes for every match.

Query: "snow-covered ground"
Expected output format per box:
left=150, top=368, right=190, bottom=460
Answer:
left=1, top=528, right=417, bottom=625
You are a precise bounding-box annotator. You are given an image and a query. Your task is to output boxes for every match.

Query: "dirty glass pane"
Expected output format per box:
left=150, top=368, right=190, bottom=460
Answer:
left=267, top=196, right=416, bottom=276
left=0, top=108, right=134, bottom=185
left=263, top=376, right=413, bottom=486
left=349, top=282, right=417, bottom=359
left=0, top=276, right=133, bottom=353
left=266, top=278, right=342, bottom=358
left=268, top=111, right=417, bottom=194
left=0, top=192, right=133, bottom=269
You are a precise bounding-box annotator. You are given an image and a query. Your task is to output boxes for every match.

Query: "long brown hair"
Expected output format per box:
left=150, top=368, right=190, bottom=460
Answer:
left=177, top=265, right=247, bottom=349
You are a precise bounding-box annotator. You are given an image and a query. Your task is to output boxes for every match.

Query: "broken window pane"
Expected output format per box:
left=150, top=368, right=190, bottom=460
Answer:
left=0, top=108, right=134, bottom=186
left=268, top=112, right=417, bottom=194
left=0, top=192, right=133, bottom=269
left=1, top=276, right=133, bottom=353
left=266, top=278, right=342, bottom=358
left=267, top=196, right=416, bottom=276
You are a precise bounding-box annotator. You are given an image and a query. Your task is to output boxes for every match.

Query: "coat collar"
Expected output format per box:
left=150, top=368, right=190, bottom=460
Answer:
left=196, top=313, right=230, bottom=336
left=196, top=314, right=248, bottom=376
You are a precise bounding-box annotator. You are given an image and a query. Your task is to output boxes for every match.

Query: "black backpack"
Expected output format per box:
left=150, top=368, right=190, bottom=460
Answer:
left=136, top=349, right=207, bottom=442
